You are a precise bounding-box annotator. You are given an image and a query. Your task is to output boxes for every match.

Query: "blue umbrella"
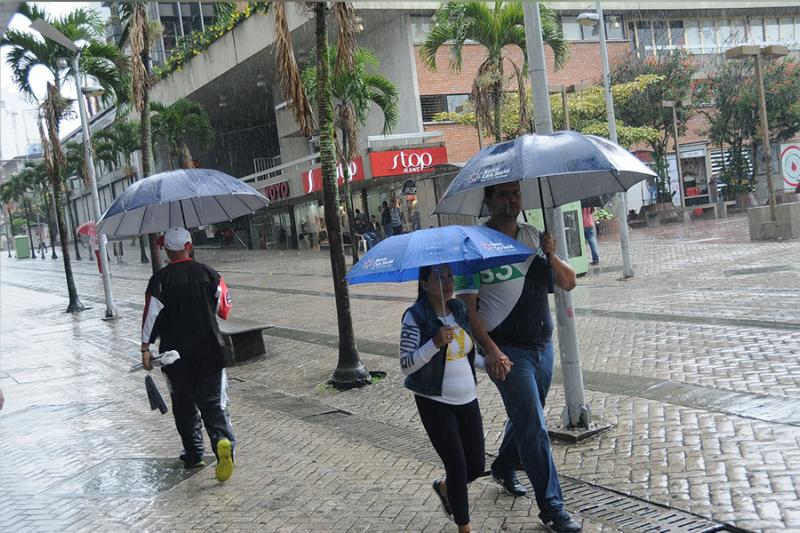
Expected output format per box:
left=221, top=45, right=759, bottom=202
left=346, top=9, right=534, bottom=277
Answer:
left=433, top=131, right=656, bottom=230
left=345, top=225, right=534, bottom=285
left=95, top=169, right=269, bottom=237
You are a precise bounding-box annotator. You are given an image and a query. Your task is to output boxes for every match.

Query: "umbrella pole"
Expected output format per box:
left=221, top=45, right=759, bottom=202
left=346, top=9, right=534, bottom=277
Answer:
left=538, top=179, right=548, bottom=234
left=438, top=274, right=447, bottom=322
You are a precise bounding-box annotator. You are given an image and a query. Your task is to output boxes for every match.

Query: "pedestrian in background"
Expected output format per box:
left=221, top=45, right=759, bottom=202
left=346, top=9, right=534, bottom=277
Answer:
left=582, top=205, right=599, bottom=265
left=140, top=227, right=236, bottom=482
left=390, top=200, right=403, bottom=236
left=381, top=201, right=392, bottom=238
left=400, top=264, right=484, bottom=533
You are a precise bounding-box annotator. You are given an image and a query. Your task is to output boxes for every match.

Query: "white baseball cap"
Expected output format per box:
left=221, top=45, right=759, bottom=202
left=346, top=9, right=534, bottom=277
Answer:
left=163, top=227, right=192, bottom=251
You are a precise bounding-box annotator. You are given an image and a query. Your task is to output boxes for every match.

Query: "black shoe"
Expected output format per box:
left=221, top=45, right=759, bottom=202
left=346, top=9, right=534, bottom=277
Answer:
left=431, top=479, right=453, bottom=521
left=542, top=511, right=581, bottom=532
left=179, top=453, right=206, bottom=468
left=491, top=468, right=527, bottom=497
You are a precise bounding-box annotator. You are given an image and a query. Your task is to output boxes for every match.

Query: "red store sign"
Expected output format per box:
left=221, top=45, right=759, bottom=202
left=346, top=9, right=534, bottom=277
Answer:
left=369, top=146, right=448, bottom=178
left=264, top=181, right=290, bottom=201
left=302, top=156, right=365, bottom=194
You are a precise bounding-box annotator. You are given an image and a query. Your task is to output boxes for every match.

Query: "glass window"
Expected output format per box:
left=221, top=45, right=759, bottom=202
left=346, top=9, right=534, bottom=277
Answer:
left=446, top=94, right=470, bottom=113
left=701, top=20, right=717, bottom=53
left=581, top=21, right=600, bottom=41
left=749, top=17, right=765, bottom=43
left=730, top=18, right=746, bottom=43
left=685, top=20, right=701, bottom=52
left=718, top=19, right=732, bottom=48
left=560, top=16, right=582, bottom=41
left=654, top=20, right=669, bottom=48
left=605, top=15, right=624, bottom=40
left=779, top=17, right=794, bottom=43
left=670, top=20, right=685, bottom=46
left=636, top=21, right=653, bottom=52
left=765, top=18, right=780, bottom=43
left=420, top=95, right=447, bottom=122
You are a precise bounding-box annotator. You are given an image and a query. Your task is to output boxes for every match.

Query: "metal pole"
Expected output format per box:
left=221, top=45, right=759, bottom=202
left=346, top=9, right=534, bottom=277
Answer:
left=672, top=105, right=685, bottom=208
left=561, top=86, right=570, bottom=130
left=754, top=53, right=777, bottom=222
left=596, top=0, right=633, bottom=279
left=523, top=2, right=590, bottom=429
left=73, top=54, right=118, bottom=319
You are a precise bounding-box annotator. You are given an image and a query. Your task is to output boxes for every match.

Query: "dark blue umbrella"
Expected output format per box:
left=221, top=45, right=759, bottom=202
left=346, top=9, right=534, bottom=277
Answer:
left=96, top=169, right=269, bottom=237
left=345, top=225, right=534, bottom=285
left=433, top=131, right=656, bottom=228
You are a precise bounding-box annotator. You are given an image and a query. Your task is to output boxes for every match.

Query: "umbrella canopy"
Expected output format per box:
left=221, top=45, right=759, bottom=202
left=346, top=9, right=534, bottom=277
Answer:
left=345, top=225, right=534, bottom=285
left=76, top=220, right=96, bottom=237
left=434, top=131, right=656, bottom=218
left=96, top=169, right=269, bottom=237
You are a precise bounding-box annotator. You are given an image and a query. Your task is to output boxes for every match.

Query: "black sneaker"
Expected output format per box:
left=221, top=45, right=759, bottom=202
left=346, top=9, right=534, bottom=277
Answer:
left=542, top=510, right=581, bottom=533
left=431, top=479, right=453, bottom=521
left=491, top=468, right=527, bottom=497
left=179, top=453, right=206, bottom=468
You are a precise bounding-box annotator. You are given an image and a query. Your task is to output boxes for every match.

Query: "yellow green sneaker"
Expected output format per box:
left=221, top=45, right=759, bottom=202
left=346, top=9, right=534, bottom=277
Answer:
left=215, top=438, right=234, bottom=482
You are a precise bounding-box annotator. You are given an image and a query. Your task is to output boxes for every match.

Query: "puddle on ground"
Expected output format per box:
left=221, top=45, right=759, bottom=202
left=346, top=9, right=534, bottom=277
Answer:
left=45, top=458, right=205, bottom=496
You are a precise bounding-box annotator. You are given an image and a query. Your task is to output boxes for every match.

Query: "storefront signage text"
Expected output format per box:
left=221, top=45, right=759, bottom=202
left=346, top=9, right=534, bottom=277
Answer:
left=303, top=156, right=365, bottom=194
left=370, top=146, right=448, bottom=177
left=264, top=181, right=290, bottom=201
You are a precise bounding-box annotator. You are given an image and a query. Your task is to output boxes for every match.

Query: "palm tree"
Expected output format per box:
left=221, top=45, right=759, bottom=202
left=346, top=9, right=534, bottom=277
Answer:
left=2, top=3, right=125, bottom=312
left=274, top=1, right=370, bottom=388
left=420, top=1, right=568, bottom=143
left=151, top=99, right=214, bottom=169
left=1, top=165, right=40, bottom=258
left=302, top=46, right=399, bottom=262
left=115, top=1, right=160, bottom=272
left=93, top=117, right=141, bottom=171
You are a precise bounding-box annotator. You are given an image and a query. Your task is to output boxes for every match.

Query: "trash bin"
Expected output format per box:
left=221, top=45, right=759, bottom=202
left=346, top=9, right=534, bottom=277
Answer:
left=14, top=235, right=30, bottom=259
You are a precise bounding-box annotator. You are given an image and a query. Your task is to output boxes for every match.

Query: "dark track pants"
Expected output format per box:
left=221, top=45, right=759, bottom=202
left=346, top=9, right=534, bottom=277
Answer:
left=415, top=395, right=485, bottom=526
left=163, top=368, right=236, bottom=463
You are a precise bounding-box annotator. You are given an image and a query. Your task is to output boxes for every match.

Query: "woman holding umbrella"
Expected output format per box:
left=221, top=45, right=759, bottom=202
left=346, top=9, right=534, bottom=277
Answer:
left=400, top=263, right=484, bottom=532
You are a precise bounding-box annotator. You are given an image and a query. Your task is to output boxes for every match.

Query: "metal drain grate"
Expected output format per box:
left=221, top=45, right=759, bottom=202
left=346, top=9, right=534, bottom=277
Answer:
left=561, top=478, right=726, bottom=532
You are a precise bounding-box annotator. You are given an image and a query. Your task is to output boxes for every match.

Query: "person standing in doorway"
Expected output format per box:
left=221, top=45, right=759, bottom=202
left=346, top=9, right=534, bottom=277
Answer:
left=140, top=227, right=237, bottom=482
left=455, top=182, right=581, bottom=533
left=581, top=205, right=599, bottom=265
left=381, top=201, right=393, bottom=239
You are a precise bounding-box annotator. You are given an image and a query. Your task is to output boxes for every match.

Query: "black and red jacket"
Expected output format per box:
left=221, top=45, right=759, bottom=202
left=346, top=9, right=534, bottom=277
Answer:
left=142, top=259, right=232, bottom=374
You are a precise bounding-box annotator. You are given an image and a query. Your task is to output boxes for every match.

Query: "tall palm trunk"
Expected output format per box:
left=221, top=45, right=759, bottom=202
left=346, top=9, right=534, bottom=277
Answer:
left=43, top=86, right=84, bottom=312
left=66, top=199, right=82, bottom=260
left=2, top=203, right=12, bottom=257
left=23, top=199, right=36, bottom=258
left=44, top=187, right=59, bottom=259
left=340, top=132, right=359, bottom=263
left=492, top=57, right=503, bottom=143
left=141, top=88, right=160, bottom=273
left=316, top=3, right=369, bottom=389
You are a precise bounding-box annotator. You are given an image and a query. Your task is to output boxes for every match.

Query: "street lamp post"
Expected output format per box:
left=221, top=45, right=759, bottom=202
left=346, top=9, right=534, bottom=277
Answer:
left=725, top=45, right=788, bottom=223
left=578, top=2, right=634, bottom=279
left=31, top=18, right=118, bottom=319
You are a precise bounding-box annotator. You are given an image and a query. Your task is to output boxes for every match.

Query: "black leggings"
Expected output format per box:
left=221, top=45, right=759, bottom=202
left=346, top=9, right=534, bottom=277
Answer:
left=415, top=396, right=485, bottom=526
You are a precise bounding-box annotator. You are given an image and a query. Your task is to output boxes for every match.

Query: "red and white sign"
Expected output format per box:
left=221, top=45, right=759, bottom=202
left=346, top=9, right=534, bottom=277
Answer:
left=302, top=156, right=365, bottom=194
left=264, top=181, right=290, bottom=201
left=780, top=143, right=800, bottom=188
left=369, top=146, right=448, bottom=178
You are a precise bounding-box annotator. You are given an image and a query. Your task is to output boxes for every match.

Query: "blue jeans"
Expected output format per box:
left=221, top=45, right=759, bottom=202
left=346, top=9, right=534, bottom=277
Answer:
left=490, top=343, right=563, bottom=519
left=363, top=232, right=378, bottom=250
left=584, top=226, right=599, bottom=263
left=383, top=223, right=393, bottom=239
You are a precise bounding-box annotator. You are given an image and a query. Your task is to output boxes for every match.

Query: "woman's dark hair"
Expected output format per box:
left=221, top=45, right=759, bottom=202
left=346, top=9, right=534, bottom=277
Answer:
left=417, top=265, right=433, bottom=301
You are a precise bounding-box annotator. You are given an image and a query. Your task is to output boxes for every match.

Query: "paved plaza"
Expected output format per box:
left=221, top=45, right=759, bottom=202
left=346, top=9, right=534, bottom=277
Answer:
left=1, top=213, right=799, bottom=532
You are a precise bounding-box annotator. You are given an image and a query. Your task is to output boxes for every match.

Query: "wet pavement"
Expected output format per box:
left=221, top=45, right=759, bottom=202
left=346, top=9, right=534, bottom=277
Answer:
left=1, top=213, right=799, bottom=532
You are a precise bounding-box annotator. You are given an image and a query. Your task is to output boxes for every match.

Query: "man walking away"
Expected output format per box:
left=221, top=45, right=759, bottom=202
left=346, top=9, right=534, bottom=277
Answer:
left=140, top=227, right=236, bottom=482
left=390, top=200, right=404, bottom=236
left=381, top=201, right=393, bottom=238
left=456, top=182, right=581, bottom=533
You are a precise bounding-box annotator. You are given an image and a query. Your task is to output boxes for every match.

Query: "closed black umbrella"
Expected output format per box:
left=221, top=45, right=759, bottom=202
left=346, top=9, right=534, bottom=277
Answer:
left=145, top=374, right=168, bottom=414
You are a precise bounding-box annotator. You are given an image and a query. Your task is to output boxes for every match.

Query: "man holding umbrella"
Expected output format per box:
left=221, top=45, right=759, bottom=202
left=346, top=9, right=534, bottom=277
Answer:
left=140, top=227, right=236, bottom=482
left=455, top=182, right=580, bottom=533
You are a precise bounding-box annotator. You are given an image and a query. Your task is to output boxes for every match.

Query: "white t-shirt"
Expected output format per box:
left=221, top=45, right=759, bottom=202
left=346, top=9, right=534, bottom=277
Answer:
left=400, top=311, right=476, bottom=405
left=454, top=223, right=544, bottom=332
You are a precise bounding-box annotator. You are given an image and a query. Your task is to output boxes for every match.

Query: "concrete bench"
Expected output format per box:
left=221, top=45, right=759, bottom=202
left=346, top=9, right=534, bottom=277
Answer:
left=217, top=316, right=273, bottom=363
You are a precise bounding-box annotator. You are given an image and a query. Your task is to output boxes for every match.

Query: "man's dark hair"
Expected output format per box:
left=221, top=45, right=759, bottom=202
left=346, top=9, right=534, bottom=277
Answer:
left=382, top=201, right=388, bottom=207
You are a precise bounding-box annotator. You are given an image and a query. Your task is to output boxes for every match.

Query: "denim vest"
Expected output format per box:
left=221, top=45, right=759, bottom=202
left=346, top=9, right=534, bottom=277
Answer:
left=402, top=297, right=477, bottom=397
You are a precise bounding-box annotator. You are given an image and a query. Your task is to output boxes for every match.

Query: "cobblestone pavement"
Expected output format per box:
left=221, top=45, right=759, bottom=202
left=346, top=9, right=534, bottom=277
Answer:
left=1, top=213, right=799, bottom=532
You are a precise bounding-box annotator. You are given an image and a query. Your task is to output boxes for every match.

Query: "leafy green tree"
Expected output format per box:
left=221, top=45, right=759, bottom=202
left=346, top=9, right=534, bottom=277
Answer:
left=302, top=45, right=399, bottom=262
left=695, top=56, right=800, bottom=198
left=420, top=1, right=568, bottom=143
left=93, top=117, right=141, bottom=171
left=611, top=51, right=697, bottom=201
left=151, top=98, right=214, bottom=169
